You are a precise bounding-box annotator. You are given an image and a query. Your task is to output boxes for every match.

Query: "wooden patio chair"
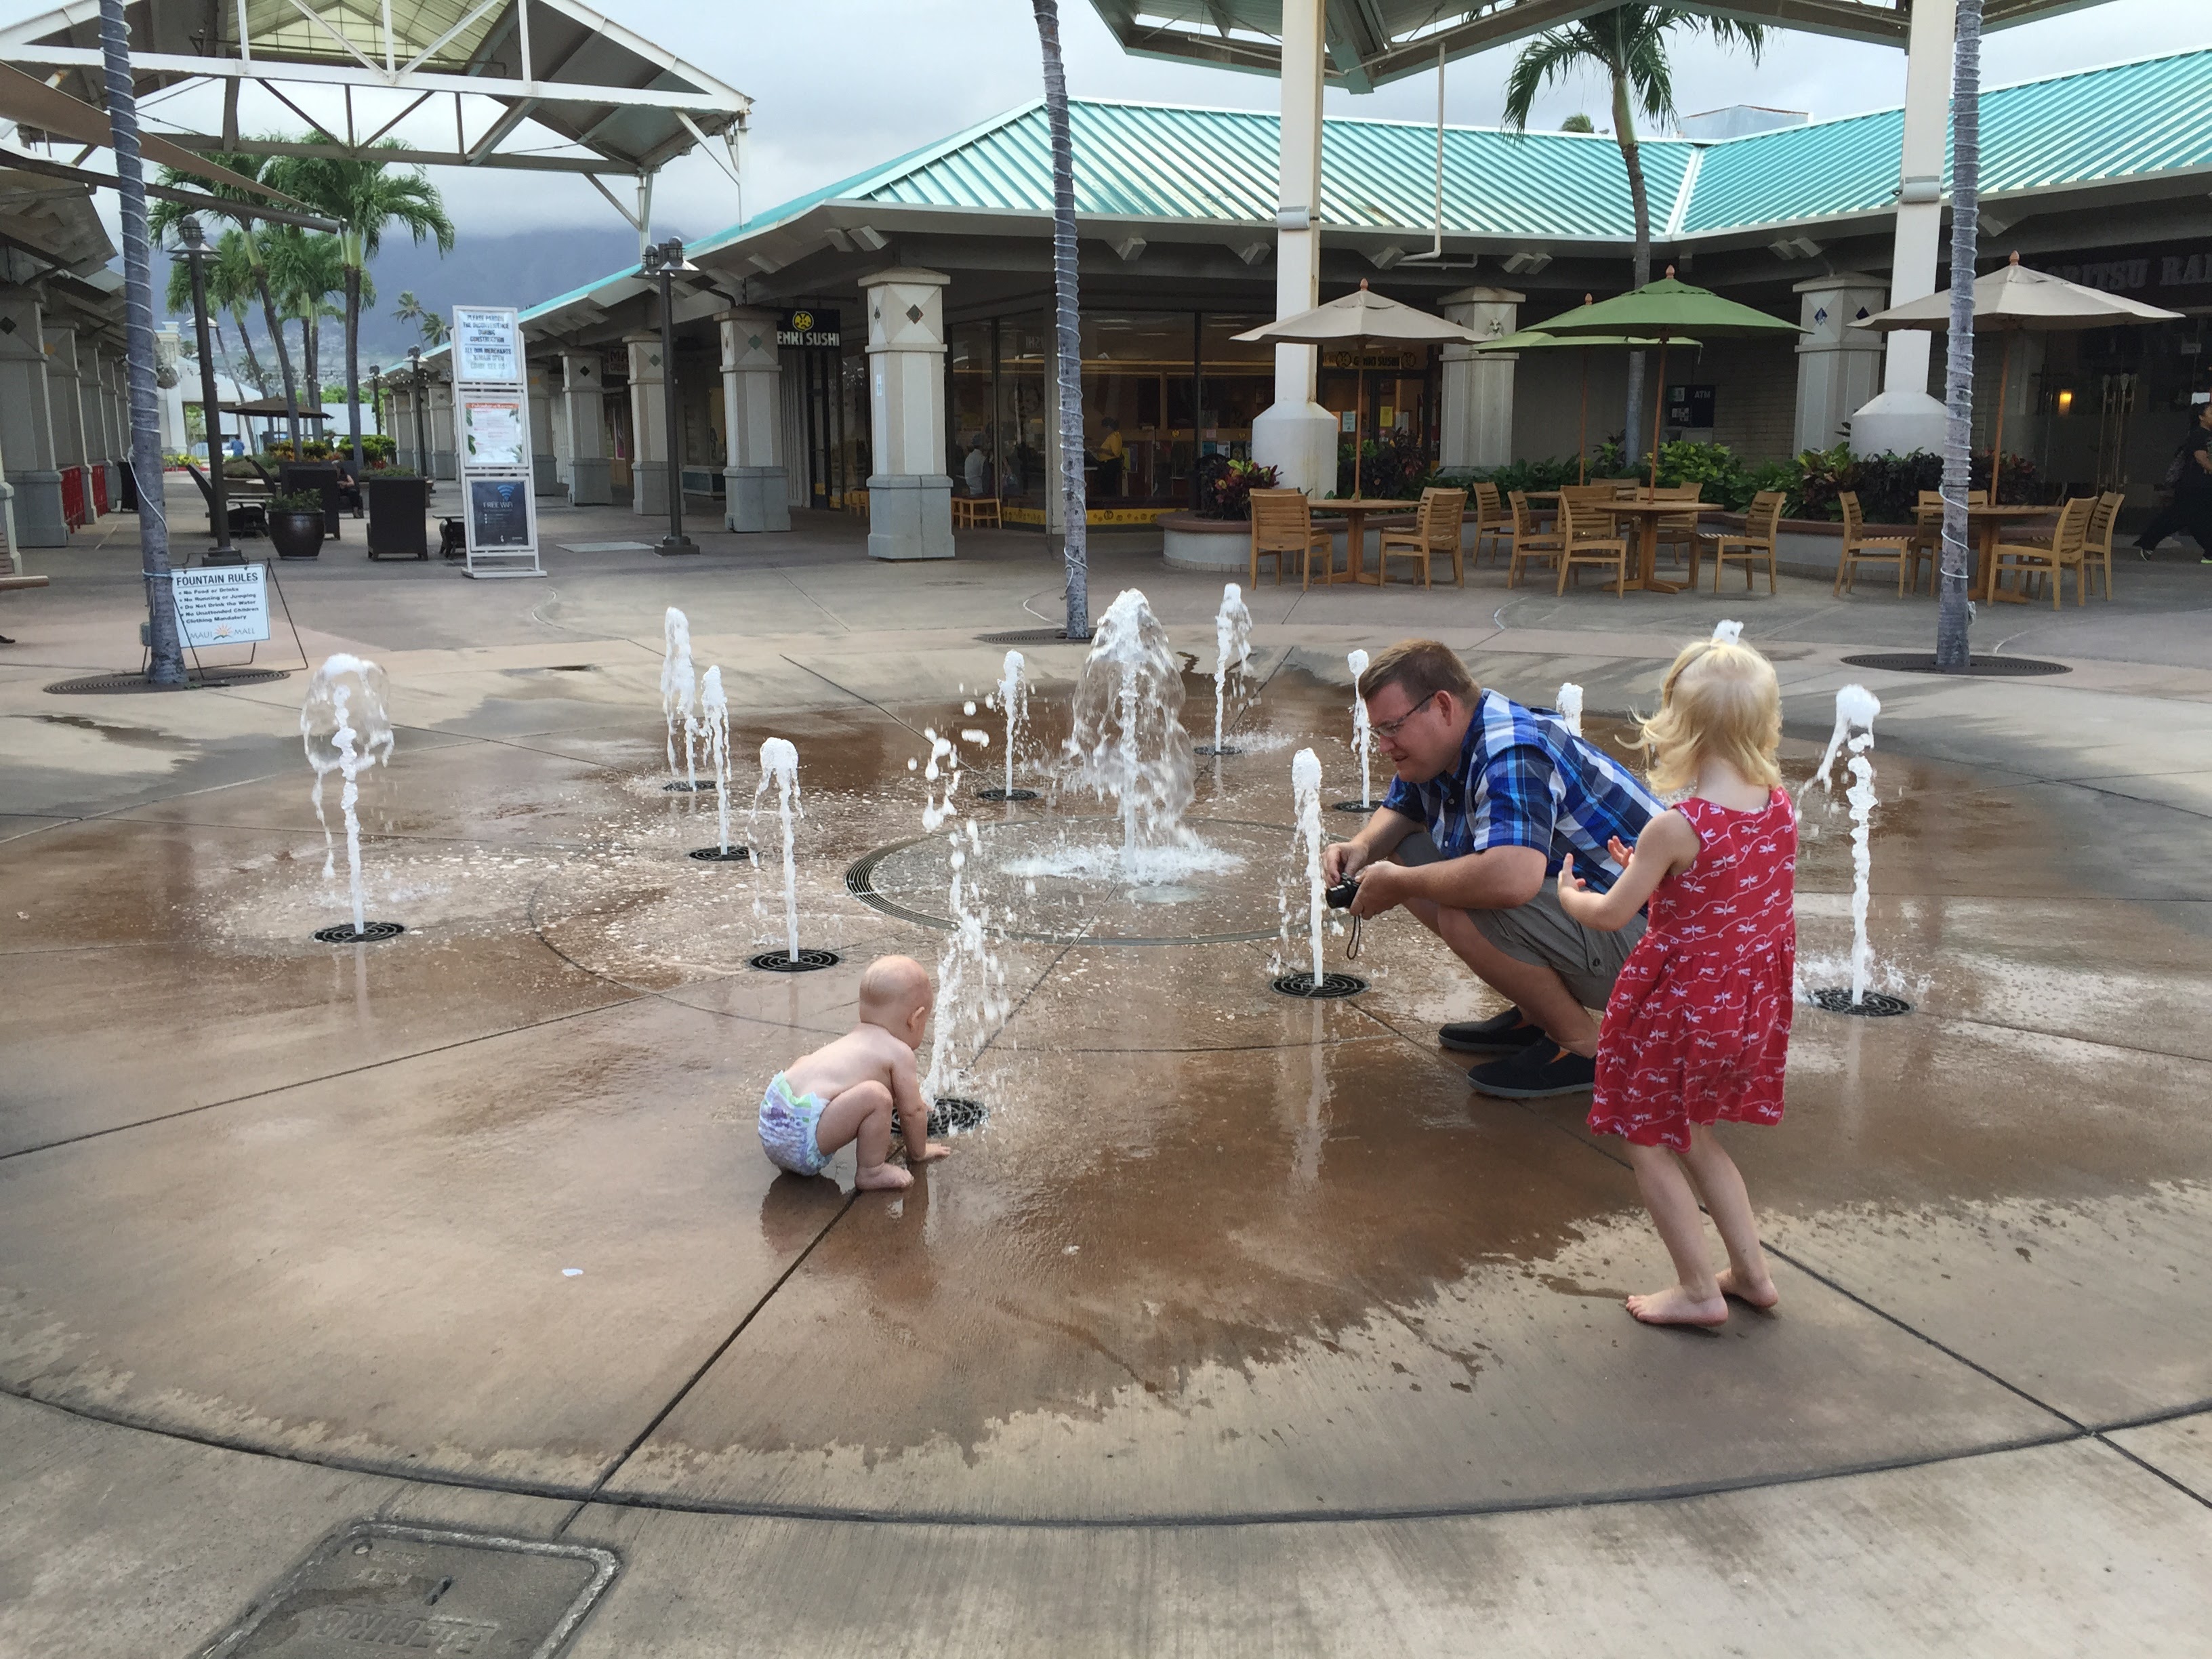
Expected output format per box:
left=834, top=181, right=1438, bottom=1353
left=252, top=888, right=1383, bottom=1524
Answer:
left=951, top=495, right=1002, bottom=529
left=1559, top=495, right=1629, bottom=597
left=1906, top=489, right=1986, bottom=594
left=1248, top=487, right=1334, bottom=588
left=1469, top=480, right=1509, bottom=566
left=1834, top=491, right=1915, bottom=596
left=2083, top=491, right=2123, bottom=599
left=1706, top=490, right=1784, bottom=594
left=1505, top=491, right=1564, bottom=589
left=1993, top=495, right=2092, bottom=610
left=1378, top=487, right=1467, bottom=587
left=1648, top=484, right=1704, bottom=585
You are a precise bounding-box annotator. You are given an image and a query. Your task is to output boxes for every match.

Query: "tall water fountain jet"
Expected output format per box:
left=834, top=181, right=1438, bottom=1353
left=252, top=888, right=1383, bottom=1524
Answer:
left=660, top=607, right=701, bottom=791
left=1061, top=588, right=1197, bottom=873
left=689, top=667, right=748, bottom=862
left=1343, top=649, right=1375, bottom=809
left=1292, top=747, right=1326, bottom=987
left=1809, top=686, right=1891, bottom=1012
left=977, top=651, right=1036, bottom=802
left=752, top=737, right=804, bottom=963
left=1555, top=682, right=1584, bottom=739
left=1711, top=619, right=1744, bottom=645
left=916, top=729, right=1007, bottom=1121
left=302, top=655, right=396, bottom=939
left=1200, top=583, right=1253, bottom=756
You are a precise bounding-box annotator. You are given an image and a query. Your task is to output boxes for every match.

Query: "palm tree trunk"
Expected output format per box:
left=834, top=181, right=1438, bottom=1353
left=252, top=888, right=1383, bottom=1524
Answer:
left=306, top=314, right=320, bottom=427
left=1033, top=0, right=1088, bottom=639
left=1614, top=73, right=1652, bottom=470
left=98, top=0, right=185, bottom=684
left=253, top=264, right=302, bottom=450
left=1936, top=0, right=1983, bottom=669
left=232, top=306, right=268, bottom=398
left=344, top=256, right=364, bottom=470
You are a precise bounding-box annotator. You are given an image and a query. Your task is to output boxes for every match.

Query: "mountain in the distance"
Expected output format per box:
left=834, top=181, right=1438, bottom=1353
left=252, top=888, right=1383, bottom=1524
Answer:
left=358, top=224, right=674, bottom=365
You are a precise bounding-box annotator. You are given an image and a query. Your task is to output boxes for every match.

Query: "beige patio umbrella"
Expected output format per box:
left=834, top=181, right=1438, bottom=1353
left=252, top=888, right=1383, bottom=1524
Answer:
left=1235, top=280, right=1485, bottom=498
left=1851, top=252, right=2184, bottom=466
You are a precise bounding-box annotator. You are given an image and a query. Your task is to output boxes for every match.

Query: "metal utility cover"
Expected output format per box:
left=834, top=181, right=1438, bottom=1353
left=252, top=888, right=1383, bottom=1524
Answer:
left=197, top=1522, right=619, bottom=1659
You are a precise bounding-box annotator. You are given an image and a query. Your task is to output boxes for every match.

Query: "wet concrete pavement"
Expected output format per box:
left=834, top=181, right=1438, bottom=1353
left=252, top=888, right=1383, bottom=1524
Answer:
left=1, top=496, right=2209, bottom=1654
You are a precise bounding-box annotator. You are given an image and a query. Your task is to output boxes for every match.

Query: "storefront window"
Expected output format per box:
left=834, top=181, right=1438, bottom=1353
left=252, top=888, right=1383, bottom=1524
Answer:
left=997, top=313, right=1051, bottom=516
left=1080, top=312, right=1195, bottom=512
left=1320, top=346, right=1438, bottom=493
left=1199, top=314, right=1272, bottom=468
left=948, top=322, right=995, bottom=497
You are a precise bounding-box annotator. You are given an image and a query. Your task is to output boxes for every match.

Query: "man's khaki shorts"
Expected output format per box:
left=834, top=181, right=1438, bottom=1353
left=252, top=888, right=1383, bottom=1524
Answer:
left=1393, top=831, right=1645, bottom=1011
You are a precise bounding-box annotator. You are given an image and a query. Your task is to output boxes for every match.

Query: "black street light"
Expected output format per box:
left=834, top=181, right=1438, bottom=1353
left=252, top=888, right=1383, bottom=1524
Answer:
left=178, top=216, right=241, bottom=566
left=368, top=363, right=382, bottom=460
left=641, top=236, right=699, bottom=556
left=407, top=343, right=431, bottom=491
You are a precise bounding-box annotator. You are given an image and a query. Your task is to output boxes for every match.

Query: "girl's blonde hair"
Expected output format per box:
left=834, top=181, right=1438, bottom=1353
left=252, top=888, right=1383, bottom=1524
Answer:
left=1635, top=639, right=1782, bottom=794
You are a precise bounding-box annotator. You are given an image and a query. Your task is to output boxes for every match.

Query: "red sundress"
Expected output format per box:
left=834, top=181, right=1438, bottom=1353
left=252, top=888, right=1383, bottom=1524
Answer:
left=1587, top=789, right=1797, bottom=1151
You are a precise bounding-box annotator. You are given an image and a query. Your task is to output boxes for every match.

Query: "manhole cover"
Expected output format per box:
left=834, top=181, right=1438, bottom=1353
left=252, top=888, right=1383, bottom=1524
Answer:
left=689, top=844, right=751, bottom=862
left=314, top=921, right=405, bottom=944
left=1330, top=800, right=1379, bottom=815
left=197, top=1520, right=618, bottom=1658
left=1811, top=987, right=1912, bottom=1017
left=45, top=667, right=291, bottom=695
left=973, top=786, right=1040, bottom=802
left=975, top=628, right=1091, bottom=645
left=928, top=1097, right=988, bottom=1135
left=662, top=779, right=716, bottom=793
left=750, top=948, right=841, bottom=972
left=1272, top=971, right=1368, bottom=999
left=1839, top=653, right=2068, bottom=678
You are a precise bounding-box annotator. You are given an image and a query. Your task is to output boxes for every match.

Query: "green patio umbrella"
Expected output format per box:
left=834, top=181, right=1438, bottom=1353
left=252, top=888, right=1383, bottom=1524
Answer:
left=1530, top=270, right=1804, bottom=491
left=1477, top=298, right=1694, bottom=485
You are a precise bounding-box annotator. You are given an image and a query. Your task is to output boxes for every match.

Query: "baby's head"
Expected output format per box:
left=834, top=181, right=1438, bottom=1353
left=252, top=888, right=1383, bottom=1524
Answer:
left=857, top=954, right=933, bottom=1049
left=1637, top=638, right=1782, bottom=794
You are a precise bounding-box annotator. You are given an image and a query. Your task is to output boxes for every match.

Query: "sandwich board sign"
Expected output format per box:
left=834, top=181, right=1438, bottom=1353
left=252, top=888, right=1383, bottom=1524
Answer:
left=171, top=564, right=270, bottom=648
left=449, top=306, right=542, bottom=578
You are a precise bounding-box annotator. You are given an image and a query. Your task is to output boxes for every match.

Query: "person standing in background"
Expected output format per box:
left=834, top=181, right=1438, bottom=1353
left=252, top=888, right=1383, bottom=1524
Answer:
left=2133, top=399, right=2212, bottom=558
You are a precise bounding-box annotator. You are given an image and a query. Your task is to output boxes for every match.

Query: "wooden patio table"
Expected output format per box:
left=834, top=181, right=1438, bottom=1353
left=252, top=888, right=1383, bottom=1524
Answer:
left=1311, top=499, right=1420, bottom=585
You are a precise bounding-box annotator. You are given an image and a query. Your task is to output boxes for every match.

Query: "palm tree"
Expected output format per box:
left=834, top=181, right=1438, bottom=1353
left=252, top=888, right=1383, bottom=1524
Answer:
left=270, top=146, right=454, bottom=469
left=394, top=290, right=448, bottom=346
left=1031, top=0, right=1087, bottom=638
left=1504, top=7, right=1765, bottom=468
left=268, top=229, right=352, bottom=415
left=1936, top=0, right=1985, bottom=669
left=150, top=146, right=303, bottom=448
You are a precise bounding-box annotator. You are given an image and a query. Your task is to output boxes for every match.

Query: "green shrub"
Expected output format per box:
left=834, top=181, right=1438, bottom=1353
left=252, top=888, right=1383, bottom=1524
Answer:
left=362, top=434, right=397, bottom=464
left=1651, top=440, right=1759, bottom=510
left=266, top=489, right=325, bottom=513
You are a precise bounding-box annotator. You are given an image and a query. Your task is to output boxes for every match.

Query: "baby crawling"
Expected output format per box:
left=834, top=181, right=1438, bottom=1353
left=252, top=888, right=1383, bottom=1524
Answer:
left=759, top=954, right=950, bottom=1190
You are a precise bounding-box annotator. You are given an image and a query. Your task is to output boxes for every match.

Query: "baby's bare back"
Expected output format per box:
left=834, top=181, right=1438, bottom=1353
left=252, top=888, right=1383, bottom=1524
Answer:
left=783, top=1023, right=907, bottom=1103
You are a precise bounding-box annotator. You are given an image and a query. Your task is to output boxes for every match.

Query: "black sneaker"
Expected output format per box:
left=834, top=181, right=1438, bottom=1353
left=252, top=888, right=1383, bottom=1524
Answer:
left=1439, top=1007, right=1550, bottom=1054
left=1467, top=1044, right=1597, bottom=1099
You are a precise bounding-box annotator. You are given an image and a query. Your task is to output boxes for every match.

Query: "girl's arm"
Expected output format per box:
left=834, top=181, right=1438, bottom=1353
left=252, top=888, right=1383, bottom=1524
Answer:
left=1556, top=811, right=1699, bottom=931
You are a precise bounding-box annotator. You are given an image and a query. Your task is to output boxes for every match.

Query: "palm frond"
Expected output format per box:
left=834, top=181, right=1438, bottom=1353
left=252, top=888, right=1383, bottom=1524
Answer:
left=1502, top=26, right=1607, bottom=132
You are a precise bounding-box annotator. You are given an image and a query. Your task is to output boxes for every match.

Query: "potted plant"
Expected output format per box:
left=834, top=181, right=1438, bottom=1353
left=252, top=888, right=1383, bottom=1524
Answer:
left=266, top=489, right=328, bottom=559
left=365, top=468, right=430, bottom=560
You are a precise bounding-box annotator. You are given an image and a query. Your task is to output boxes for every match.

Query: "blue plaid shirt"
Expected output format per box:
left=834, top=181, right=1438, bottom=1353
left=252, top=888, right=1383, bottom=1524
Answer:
left=1380, top=690, right=1662, bottom=892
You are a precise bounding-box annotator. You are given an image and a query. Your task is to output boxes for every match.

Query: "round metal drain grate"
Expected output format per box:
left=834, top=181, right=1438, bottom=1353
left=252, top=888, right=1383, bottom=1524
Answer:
left=975, top=628, right=1092, bottom=646
left=45, top=666, right=292, bottom=695
left=1330, top=800, right=1379, bottom=816
left=927, top=1097, right=988, bottom=1135
left=663, top=779, right=716, bottom=793
left=1193, top=743, right=1242, bottom=757
left=1839, top=653, right=2068, bottom=678
left=314, top=920, right=405, bottom=944
left=1811, top=988, right=1912, bottom=1017
left=1272, top=971, right=1368, bottom=999
left=749, top=948, right=841, bottom=973
left=973, top=787, right=1040, bottom=802
left=689, top=845, right=751, bottom=862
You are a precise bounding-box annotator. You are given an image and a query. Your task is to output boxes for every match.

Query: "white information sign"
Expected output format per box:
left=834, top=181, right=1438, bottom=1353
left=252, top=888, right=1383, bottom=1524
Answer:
left=462, top=399, right=527, bottom=468
left=452, top=307, right=521, bottom=383
left=172, top=565, right=270, bottom=648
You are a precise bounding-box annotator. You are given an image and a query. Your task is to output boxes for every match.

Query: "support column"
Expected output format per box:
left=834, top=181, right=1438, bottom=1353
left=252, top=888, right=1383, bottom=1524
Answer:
left=626, top=332, right=669, bottom=517
left=388, top=384, right=417, bottom=470
left=1250, top=0, right=1336, bottom=497
left=719, top=308, right=789, bottom=532
left=558, top=351, right=611, bottom=505
left=428, top=379, right=456, bottom=480
left=1853, top=0, right=1953, bottom=456
left=1795, top=273, right=1890, bottom=452
left=1438, top=287, right=1523, bottom=468
left=0, top=290, right=64, bottom=546
left=527, top=361, right=562, bottom=495
left=45, top=325, right=88, bottom=476
left=859, top=267, right=954, bottom=560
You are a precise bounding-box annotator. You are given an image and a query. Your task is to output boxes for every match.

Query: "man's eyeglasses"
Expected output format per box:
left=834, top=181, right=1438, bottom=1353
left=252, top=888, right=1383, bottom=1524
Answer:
left=1369, top=691, right=1438, bottom=739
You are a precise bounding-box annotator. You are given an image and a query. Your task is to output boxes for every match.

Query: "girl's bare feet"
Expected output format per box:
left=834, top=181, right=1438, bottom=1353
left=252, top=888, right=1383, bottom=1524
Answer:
left=1716, top=1268, right=1779, bottom=1310
left=855, top=1162, right=914, bottom=1191
left=1626, top=1284, right=1728, bottom=1327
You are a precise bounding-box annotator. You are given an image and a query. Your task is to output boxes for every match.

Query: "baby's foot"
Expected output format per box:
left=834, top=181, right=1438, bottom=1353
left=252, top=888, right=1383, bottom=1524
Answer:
left=1717, top=1268, right=1779, bottom=1310
left=854, top=1162, right=914, bottom=1192
left=1626, top=1284, right=1728, bottom=1328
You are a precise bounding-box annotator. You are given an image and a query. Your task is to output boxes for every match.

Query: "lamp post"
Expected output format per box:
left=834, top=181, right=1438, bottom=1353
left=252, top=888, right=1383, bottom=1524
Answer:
left=178, top=216, right=241, bottom=566
left=641, top=237, right=699, bottom=556
left=407, top=344, right=431, bottom=490
left=368, top=363, right=382, bottom=463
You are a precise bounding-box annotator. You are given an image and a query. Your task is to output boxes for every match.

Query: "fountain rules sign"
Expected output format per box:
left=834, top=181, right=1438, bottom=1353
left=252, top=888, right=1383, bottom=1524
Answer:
left=448, top=304, right=543, bottom=579
left=171, top=565, right=270, bottom=648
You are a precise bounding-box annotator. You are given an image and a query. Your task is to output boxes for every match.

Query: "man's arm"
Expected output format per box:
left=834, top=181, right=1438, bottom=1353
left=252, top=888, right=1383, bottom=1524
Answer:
left=1321, top=804, right=1419, bottom=884
left=1351, top=843, right=1547, bottom=916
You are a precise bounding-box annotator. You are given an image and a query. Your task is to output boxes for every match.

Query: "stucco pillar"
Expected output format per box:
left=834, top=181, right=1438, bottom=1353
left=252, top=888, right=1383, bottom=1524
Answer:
left=1795, top=273, right=1890, bottom=452
left=1853, top=0, right=1952, bottom=456
left=859, top=267, right=953, bottom=560
left=625, top=333, right=670, bottom=517
left=45, top=326, right=87, bottom=473
left=719, top=308, right=790, bottom=532
left=0, top=291, right=64, bottom=546
left=558, top=350, right=610, bottom=505
left=1438, top=287, right=1523, bottom=469
left=527, top=361, right=562, bottom=495
left=388, top=384, right=416, bottom=470
left=1250, top=0, right=1336, bottom=497
left=428, top=379, right=456, bottom=480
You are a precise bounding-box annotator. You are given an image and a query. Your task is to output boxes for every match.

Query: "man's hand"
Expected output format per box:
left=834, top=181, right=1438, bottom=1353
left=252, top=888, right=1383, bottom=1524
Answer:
left=1347, top=859, right=1406, bottom=918
left=1322, top=838, right=1370, bottom=885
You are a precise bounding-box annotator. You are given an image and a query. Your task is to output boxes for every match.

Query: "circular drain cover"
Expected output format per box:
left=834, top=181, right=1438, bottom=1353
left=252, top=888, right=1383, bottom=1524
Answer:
left=928, top=1097, right=988, bottom=1135
left=1330, top=800, right=1379, bottom=815
left=749, top=948, right=840, bottom=972
left=1839, top=653, right=2068, bottom=678
left=1193, top=743, right=1242, bottom=757
left=1272, top=971, right=1367, bottom=999
left=314, top=920, right=405, bottom=944
left=663, top=779, right=716, bottom=793
left=689, top=845, right=752, bottom=862
left=45, top=666, right=291, bottom=695
left=975, top=628, right=1090, bottom=646
left=1811, top=987, right=1912, bottom=1017
left=974, top=787, right=1040, bottom=802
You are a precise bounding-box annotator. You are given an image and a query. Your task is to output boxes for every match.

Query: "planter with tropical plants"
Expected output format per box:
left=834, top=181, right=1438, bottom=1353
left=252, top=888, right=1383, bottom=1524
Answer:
left=266, top=489, right=327, bottom=559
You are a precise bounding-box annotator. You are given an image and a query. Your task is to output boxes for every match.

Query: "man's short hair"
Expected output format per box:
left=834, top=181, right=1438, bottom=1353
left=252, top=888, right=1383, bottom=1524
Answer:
left=1357, top=639, right=1477, bottom=708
